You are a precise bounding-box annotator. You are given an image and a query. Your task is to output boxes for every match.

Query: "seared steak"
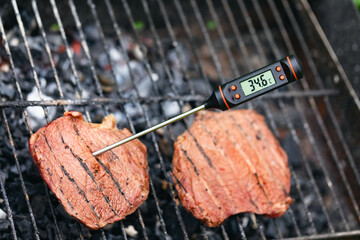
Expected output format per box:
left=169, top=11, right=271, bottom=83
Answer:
left=29, top=111, right=149, bottom=229
left=172, top=110, right=292, bottom=227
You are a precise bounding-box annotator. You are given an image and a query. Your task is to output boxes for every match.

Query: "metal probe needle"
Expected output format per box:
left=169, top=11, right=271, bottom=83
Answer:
left=92, top=105, right=206, bottom=156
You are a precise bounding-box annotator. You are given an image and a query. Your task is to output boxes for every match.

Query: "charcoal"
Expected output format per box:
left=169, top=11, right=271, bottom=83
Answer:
left=83, top=24, right=101, bottom=42
left=201, top=230, right=222, bottom=240
left=56, top=204, right=73, bottom=221
left=137, top=76, right=153, bottom=97
left=0, top=82, right=15, bottom=99
left=124, top=102, right=143, bottom=119
left=37, top=228, right=47, bottom=239
left=0, top=219, right=9, bottom=231
left=16, top=219, right=32, bottom=240
left=189, top=78, right=212, bottom=96
left=78, top=224, right=92, bottom=238
left=114, top=65, right=133, bottom=92
left=30, top=195, right=46, bottom=219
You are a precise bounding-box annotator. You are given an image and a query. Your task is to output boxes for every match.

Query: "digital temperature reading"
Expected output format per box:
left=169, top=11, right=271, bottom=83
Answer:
left=240, top=70, right=276, bottom=96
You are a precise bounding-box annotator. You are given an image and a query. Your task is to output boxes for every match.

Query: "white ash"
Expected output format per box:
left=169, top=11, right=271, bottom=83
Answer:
left=161, top=101, right=181, bottom=118
left=0, top=209, right=7, bottom=220
left=124, top=225, right=138, bottom=237
left=26, top=85, right=56, bottom=129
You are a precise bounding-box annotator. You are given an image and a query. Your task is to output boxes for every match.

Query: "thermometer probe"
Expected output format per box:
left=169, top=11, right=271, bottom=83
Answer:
left=93, top=55, right=302, bottom=156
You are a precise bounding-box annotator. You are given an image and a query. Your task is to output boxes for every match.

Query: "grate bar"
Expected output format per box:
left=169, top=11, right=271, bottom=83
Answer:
left=148, top=178, right=168, bottom=239
left=137, top=209, right=149, bottom=240
left=155, top=0, right=196, bottom=95
left=288, top=167, right=315, bottom=235
left=0, top=95, right=203, bottom=108
left=11, top=0, right=50, bottom=123
left=189, top=0, right=225, bottom=83
left=42, top=181, right=63, bottom=240
left=101, top=229, right=107, bottom=240
left=119, top=0, right=160, bottom=93
left=172, top=0, right=213, bottom=95
left=1, top=109, right=40, bottom=240
left=221, top=225, right=230, bottom=240
left=205, top=0, right=240, bottom=77
left=251, top=214, right=266, bottom=240
left=200, top=225, right=210, bottom=240
left=68, top=0, right=109, bottom=115
left=119, top=221, right=128, bottom=240
left=274, top=219, right=284, bottom=239
left=0, top=170, right=17, bottom=239
left=281, top=0, right=360, bottom=222
left=0, top=89, right=338, bottom=109
left=287, top=230, right=360, bottom=240
left=31, top=0, right=65, bottom=112
left=220, top=0, right=252, bottom=68
left=0, top=11, right=34, bottom=135
left=140, top=0, right=184, bottom=104
left=48, top=0, right=92, bottom=122
left=236, top=216, right=247, bottom=240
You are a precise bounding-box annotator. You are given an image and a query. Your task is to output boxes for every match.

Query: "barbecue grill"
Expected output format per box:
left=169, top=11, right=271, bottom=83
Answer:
left=0, top=0, right=359, bottom=239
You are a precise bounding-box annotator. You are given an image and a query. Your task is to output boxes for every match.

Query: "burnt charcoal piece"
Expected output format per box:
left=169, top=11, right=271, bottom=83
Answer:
left=172, top=110, right=292, bottom=227
left=29, top=111, right=149, bottom=229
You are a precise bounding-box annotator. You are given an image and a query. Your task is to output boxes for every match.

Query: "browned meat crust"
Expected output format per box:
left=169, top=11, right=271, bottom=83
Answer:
left=29, top=111, right=149, bottom=229
left=172, top=110, right=292, bottom=227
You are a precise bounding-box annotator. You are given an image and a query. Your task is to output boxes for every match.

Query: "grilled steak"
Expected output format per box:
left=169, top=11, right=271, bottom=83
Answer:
left=29, top=111, right=149, bottom=229
left=172, top=110, right=292, bottom=227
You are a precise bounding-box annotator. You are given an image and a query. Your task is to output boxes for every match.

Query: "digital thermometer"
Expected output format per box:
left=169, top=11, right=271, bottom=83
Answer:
left=93, top=55, right=302, bottom=156
left=205, top=55, right=302, bottom=110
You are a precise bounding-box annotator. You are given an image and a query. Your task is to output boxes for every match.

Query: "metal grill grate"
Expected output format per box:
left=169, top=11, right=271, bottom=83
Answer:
left=0, top=0, right=359, bottom=239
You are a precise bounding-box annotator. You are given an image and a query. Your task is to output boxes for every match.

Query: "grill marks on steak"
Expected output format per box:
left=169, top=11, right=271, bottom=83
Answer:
left=172, top=110, right=292, bottom=227
left=29, top=111, right=148, bottom=229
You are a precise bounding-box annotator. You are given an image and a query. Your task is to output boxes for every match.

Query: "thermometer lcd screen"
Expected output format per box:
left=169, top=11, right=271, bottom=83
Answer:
left=240, top=70, right=276, bottom=96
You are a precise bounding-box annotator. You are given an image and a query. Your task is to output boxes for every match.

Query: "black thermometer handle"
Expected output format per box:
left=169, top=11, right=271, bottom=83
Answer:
left=205, top=55, right=303, bottom=110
